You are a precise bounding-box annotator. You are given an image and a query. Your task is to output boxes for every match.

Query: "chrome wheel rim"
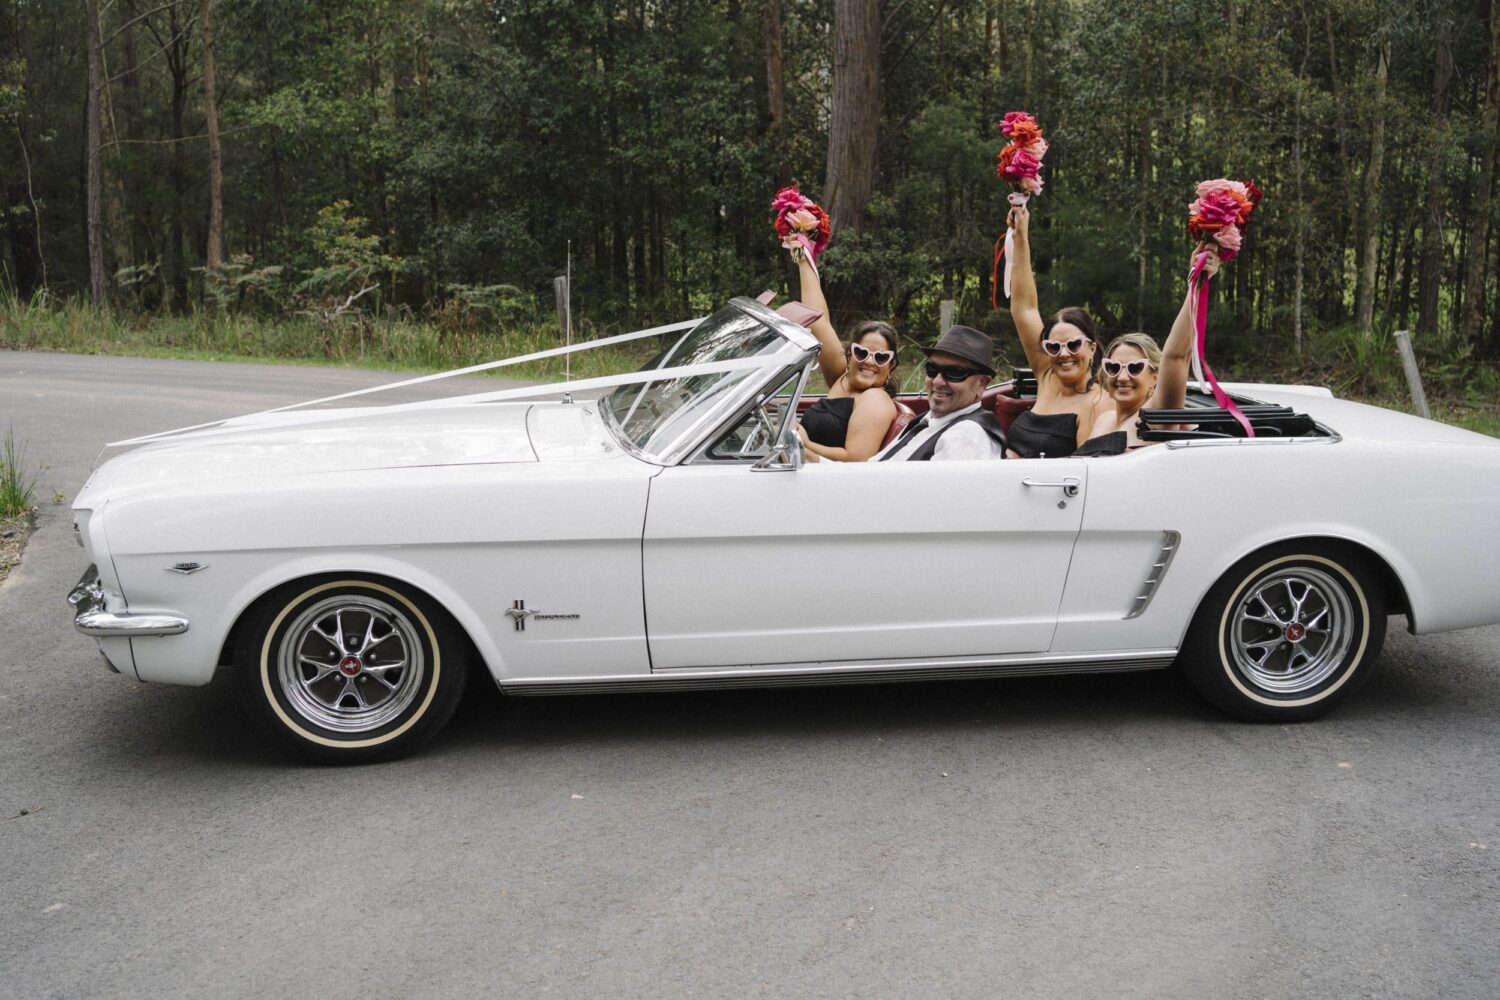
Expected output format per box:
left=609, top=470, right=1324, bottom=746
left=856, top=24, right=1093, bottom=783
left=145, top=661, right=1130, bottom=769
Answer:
left=277, top=595, right=426, bottom=733
left=1229, top=567, right=1354, bottom=695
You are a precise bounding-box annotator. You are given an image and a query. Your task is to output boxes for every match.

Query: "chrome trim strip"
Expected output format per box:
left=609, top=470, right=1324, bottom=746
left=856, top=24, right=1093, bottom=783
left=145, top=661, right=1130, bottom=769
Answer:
left=67, top=565, right=189, bottom=637
left=1164, top=427, right=1341, bottom=450
left=500, top=650, right=1177, bottom=696
left=1124, top=530, right=1181, bottom=620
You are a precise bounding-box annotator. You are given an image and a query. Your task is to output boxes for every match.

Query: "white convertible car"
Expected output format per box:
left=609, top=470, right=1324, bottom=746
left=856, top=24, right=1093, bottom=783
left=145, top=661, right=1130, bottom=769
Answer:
left=67, top=297, right=1500, bottom=762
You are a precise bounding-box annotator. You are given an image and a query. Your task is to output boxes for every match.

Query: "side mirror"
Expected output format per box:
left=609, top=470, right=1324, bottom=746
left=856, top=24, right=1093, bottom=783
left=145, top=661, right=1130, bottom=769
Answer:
left=751, top=422, right=804, bottom=472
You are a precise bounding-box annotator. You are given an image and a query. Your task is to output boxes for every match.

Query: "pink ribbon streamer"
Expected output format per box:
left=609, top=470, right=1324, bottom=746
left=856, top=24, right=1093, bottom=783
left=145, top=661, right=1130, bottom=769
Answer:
left=792, top=234, right=819, bottom=278
left=1189, top=251, right=1255, bottom=438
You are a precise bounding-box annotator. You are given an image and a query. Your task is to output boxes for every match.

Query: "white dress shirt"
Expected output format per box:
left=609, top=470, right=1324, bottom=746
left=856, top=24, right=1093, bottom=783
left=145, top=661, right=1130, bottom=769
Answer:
left=871, top=402, right=1006, bottom=461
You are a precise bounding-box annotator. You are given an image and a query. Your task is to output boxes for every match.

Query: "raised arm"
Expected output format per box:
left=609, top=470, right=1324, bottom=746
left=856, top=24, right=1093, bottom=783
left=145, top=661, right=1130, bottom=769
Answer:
left=1153, top=246, right=1221, bottom=410
left=1007, top=204, right=1049, bottom=374
left=796, top=255, right=847, bottom=387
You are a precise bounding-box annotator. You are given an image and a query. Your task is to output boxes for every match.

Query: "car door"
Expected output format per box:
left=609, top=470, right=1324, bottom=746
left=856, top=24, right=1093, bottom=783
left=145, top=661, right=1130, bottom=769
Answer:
left=641, top=456, right=1086, bottom=671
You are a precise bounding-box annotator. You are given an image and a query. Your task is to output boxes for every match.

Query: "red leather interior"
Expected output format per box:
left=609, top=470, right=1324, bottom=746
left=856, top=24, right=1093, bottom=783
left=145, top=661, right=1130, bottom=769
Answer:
left=881, top=401, right=916, bottom=449
left=797, top=381, right=1034, bottom=449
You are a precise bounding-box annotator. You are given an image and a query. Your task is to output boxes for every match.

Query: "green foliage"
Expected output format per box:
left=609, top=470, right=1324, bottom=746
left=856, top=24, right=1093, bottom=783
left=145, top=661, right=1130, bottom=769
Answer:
left=201, top=255, right=287, bottom=316
left=0, top=425, right=38, bottom=517
left=2, top=0, right=1497, bottom=361
left=296, top=201, right=402, bottom=303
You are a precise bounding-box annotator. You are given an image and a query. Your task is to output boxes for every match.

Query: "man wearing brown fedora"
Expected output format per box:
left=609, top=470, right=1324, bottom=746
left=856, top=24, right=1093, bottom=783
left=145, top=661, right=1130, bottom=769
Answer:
left=871, top=325, right=1008, bottom=461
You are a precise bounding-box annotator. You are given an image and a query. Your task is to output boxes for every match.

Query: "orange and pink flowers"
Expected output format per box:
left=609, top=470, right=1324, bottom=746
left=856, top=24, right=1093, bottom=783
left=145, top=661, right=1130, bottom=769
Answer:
left=772, top=186, right=832, bottom=274
left=996, top=112, right=1049, bottom=195
left=1187, top=178, right=1263, bottom=261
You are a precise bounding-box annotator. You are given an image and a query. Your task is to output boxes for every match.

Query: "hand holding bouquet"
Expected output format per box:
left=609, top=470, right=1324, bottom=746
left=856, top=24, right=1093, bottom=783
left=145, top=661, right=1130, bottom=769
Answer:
left=1185, top=178, right=1264, bottom=436
left=772, top=186, right=832, bottom=275
left=993, top=111, right=1049, bottom=305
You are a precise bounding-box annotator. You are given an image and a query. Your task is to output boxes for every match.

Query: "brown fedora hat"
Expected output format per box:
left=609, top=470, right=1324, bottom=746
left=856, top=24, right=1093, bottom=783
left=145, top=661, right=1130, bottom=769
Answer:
left=921, top=325, right=996, bottom=376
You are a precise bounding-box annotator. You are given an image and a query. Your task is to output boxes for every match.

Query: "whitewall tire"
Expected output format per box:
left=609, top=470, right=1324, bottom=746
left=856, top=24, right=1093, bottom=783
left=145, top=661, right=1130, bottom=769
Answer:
left=1180, top=546, right=1386, bottom=722
left=234, top=577, right=468, bottom=763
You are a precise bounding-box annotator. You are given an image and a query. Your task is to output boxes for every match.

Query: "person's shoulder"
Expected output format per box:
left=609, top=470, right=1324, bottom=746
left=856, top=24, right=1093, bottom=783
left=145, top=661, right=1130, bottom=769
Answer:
left=853, top=387, right=898, bottom=412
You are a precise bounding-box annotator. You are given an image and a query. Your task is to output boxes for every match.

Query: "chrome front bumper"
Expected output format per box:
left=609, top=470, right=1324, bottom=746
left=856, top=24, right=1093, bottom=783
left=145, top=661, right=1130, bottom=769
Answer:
left=68, top=565, right=189, bottom=637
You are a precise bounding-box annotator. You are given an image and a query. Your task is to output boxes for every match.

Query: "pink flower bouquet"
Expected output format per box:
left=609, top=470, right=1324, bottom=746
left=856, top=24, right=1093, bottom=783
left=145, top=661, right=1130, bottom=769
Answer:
left=1187, top=178, right=1262, bottom=262
left=772, top=186, right=832, bottom=274
left=996, top=112, right=1049, bottom=197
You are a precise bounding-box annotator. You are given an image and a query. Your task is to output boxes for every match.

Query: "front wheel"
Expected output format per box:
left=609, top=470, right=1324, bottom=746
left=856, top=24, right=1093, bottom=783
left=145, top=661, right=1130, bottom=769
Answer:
left=1179, top=546, right=1386, bottom=722
left=234, top=577, right=468, bottom=764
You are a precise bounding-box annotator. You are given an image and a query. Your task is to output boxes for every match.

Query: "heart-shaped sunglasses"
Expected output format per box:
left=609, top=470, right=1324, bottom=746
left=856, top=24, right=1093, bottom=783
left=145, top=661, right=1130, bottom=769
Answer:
left=850, top=342, right=895, bottom=367
left=1102, top=358, right=1157, bottom=378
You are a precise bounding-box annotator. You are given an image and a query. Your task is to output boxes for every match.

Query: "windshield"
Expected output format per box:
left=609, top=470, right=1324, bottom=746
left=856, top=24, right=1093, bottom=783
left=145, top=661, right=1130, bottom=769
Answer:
left=603, top=298, right=812, bottom=462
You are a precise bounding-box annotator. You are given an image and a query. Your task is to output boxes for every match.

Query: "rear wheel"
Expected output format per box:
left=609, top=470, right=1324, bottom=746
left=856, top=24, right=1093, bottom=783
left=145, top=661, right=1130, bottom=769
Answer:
left=234, top=577, right=467, bottom=764
left=1180, top=546, right=1386, bottom=721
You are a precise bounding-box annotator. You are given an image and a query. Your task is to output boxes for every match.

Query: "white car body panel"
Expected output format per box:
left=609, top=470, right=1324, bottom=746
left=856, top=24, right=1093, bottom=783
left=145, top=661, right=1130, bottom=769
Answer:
left=643, top=458, right=1087, bottom=668
left=80, top=404, right=659, bottom=686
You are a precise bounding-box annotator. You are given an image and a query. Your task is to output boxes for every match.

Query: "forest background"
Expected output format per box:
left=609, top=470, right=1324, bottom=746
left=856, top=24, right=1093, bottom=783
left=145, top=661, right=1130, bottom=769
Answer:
left=2, top=0, right=1499, bottom=417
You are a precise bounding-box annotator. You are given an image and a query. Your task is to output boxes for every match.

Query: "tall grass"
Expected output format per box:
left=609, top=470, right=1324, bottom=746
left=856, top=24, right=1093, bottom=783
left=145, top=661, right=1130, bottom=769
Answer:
left=1, top=426, right=39, bottom=517
left=0, top=290, right=664, bottom=382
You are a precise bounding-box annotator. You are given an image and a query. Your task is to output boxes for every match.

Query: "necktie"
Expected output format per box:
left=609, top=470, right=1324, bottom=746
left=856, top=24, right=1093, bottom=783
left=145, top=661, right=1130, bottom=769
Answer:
left=877, top=416, right=929, bottom=461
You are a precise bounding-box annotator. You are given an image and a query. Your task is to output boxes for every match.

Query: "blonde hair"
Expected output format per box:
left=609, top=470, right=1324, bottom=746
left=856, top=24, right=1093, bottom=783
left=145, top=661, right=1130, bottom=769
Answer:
left=1103, top=332, right=1162, bottom=369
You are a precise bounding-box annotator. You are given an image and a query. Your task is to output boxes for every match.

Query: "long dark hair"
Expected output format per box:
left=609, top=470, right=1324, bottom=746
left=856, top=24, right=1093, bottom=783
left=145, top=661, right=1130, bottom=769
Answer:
left=847, top=320, right=901, bottom=398
left=1039, top=307, right=1102, bottom=388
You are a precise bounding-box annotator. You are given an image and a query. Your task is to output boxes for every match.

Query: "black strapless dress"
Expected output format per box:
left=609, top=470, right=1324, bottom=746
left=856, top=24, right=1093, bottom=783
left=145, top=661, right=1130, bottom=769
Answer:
left=801, top=396, right=856, bottom=448
left=1073, top=431, right=1127, bottom=457
left=1007, top=411, right=1078, bottom=458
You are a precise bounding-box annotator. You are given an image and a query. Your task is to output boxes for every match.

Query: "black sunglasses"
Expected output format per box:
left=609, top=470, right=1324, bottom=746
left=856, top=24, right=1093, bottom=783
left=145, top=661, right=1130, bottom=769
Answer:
left=924, top=361, right=983, bottom=383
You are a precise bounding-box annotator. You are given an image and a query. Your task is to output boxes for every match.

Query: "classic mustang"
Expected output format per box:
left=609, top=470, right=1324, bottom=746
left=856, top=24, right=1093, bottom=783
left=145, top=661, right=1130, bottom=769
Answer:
left=67, top=297, right=1500, bottom=762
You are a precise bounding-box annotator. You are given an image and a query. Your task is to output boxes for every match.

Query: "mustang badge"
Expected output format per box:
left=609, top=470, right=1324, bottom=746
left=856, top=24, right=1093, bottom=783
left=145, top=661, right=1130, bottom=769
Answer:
left=506, top=600, right=580, bottom=631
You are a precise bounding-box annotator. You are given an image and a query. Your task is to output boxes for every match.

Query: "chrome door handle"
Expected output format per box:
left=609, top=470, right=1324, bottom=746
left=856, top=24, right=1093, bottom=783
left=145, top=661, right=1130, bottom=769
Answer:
left=1022, top=477, right=1080, bottom=498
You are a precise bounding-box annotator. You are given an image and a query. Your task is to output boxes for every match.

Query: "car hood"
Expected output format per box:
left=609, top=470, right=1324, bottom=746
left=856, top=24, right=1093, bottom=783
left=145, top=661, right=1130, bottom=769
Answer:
left=77, top=399, right=547, bottom=506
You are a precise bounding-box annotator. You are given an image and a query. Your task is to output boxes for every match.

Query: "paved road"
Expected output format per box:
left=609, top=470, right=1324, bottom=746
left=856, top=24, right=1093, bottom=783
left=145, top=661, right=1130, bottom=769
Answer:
left=3, top=350, right=1497, bottom=999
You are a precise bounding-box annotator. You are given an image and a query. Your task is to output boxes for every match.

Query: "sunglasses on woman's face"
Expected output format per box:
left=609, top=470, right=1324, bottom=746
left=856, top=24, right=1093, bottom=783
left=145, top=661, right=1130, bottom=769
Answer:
left=924, top=362, right=982, bottom=382
left=1041, top=336, right=1090, bottom=357
left=850, top=343, right=895, bottom=367
left=1103, top=358, right=1157, bottom=378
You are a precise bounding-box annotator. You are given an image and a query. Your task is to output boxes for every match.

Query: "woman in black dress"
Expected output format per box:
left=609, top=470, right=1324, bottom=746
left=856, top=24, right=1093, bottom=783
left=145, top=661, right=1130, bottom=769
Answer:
left=790, top=254, right=902, bottom=462
left=1075, top=246, right=1221, bottom=456
left=1005, top=204, right=1111, bottom=458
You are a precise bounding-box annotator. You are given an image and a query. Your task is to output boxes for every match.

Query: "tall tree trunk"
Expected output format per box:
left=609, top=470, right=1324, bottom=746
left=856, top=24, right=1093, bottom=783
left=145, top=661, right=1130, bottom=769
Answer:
left=1292, top=10, right=1311, bottom=352
left=200, top=0, right=223, bottom=273
left=84, top=0, right=106, bottom=305
left=159, top=1, right=192, bottom=310
left=1326, top=10, right=1356, bottom=317
left=1462, top=0, right=1500, bottom=344
left=1418, top=14, right=1455, bottom=335
left=765, top=0, right=787, bottom=185
left=824, top=0, right=879, bottom=236
left=1356, top=41, right=1389, bottom=337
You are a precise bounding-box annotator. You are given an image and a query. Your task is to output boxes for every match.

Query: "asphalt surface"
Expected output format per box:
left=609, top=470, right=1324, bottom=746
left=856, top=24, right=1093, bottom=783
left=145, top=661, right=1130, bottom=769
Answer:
left=2, top=350, right=1497, bottom=999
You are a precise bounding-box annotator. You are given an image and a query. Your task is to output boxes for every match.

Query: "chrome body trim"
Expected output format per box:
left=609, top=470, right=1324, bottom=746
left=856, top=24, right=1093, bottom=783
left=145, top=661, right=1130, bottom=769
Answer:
left=500, top=650, right=1177, bottom=696
left=1124, top=530, right=1182, bottom=620
left=1164, top=426, right=1341, bottom=450
left=68, top=565, right=189, bottom=638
